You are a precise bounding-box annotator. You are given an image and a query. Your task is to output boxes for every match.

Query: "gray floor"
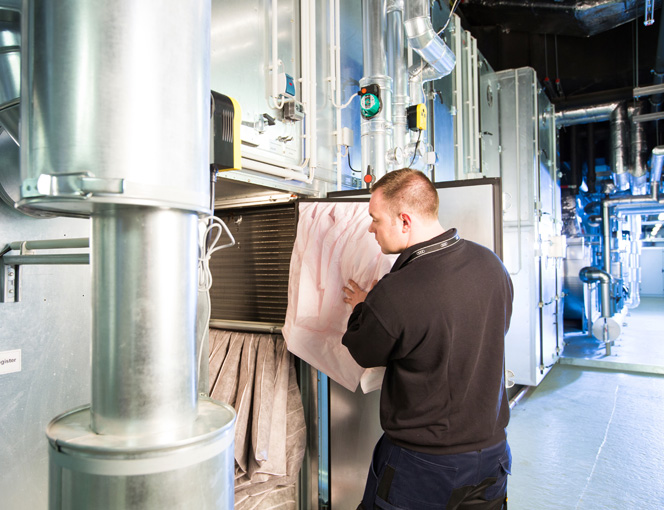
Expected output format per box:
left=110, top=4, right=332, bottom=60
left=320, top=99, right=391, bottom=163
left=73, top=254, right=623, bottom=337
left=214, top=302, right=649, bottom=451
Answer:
left=561, top=297, right=664, bottom=373
left=507, top=297, right=664, bottom=510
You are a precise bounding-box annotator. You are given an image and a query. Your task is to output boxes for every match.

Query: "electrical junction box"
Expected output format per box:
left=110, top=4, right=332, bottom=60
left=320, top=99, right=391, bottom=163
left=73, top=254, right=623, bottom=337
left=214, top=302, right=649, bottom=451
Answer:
left=283, top=100, right=304, bottom=122
left=277, top=72, right=296, bottom=98
left=407, top=104, right=427, bottom=131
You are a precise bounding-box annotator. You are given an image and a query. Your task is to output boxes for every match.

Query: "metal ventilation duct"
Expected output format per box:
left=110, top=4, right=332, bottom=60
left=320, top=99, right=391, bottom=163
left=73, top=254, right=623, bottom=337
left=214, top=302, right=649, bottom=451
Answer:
left=459, top=0, right=663, bottom=37
left=0, top=9, right=20, bottom=144
left=404, top=0, right=455, bottom=81
left=22, top=1, right=236, bottom=507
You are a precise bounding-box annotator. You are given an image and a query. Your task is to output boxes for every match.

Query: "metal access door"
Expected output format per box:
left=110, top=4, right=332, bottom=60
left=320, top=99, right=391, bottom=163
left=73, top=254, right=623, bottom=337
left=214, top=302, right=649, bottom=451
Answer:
left=641, top=247, right=664, bottom=297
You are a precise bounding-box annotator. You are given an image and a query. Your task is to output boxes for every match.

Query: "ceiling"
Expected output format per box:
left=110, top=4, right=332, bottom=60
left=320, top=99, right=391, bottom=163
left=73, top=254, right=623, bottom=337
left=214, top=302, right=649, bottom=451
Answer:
left=449, top=0, right=664, bottom=191
left=453, top=0, right=664, bottom=108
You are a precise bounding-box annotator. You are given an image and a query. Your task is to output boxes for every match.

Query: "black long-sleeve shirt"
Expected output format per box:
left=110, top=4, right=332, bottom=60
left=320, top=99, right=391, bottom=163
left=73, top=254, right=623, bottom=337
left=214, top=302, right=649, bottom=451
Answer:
left=342, top=229, right=513, bottom=455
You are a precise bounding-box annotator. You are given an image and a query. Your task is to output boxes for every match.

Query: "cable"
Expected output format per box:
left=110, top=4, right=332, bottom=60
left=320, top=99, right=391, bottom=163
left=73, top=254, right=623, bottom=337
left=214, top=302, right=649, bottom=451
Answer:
left=332, top=91, right=360, bottom=110
left=408, top=129, right=423, bottom=169
left=198, top=215, right=236, bottom=292
left=196, top=215, right=236, bottom=390
left=437, top=0, right=461, bottom=36
left=348, top=149, right=360, bottom=174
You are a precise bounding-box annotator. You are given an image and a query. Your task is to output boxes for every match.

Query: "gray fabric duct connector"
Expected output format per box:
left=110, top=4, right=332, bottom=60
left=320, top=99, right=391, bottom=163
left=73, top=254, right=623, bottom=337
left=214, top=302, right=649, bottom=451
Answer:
left=404, top=0, right=456, bottom=82
left=579, top=266, right=612, bottom=318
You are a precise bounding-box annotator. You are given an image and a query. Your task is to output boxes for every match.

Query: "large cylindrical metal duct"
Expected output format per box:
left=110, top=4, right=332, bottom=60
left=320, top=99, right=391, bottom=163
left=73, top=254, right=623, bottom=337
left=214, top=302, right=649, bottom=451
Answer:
left=91, top=206, right=199, bottom=436
left=47, top=399, right=236, bottom=510
left=24, top=1, right=236, bottom=507
left=361, top=0, right=393, bottom=180
left=19, top=0, right=211, bottom=216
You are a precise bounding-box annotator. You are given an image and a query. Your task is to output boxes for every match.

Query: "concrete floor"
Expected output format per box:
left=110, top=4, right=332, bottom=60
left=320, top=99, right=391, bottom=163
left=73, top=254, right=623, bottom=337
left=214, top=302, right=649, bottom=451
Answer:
left=561, top=297, right=664, bottom=374
left=507, top=297, right=664, bottom=509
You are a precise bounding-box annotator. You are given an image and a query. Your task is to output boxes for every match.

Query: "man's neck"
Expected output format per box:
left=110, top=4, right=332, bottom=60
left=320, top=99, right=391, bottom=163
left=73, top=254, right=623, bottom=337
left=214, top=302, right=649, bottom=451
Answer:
left=406, top=223, right=446, bottom=249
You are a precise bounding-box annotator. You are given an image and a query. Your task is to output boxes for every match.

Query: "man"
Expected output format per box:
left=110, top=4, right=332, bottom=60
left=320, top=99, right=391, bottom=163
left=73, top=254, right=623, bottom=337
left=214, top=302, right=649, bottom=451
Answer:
left=342, top=169, right=513, bottom=510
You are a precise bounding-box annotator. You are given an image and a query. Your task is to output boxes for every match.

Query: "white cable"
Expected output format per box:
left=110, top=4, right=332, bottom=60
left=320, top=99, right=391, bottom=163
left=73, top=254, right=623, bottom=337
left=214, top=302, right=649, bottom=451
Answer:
left=196, top=215, right=236, bottom=389
left=198, top=216, right=236, bottom=292
left=437, top=0, right=461, bottom=36
left=331, top=91, right=359, bottom=110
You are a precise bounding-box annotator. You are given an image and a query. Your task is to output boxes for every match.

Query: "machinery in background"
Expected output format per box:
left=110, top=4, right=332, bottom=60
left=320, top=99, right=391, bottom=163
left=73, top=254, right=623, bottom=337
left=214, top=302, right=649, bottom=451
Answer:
left=558, top=102, right=664, bottom=355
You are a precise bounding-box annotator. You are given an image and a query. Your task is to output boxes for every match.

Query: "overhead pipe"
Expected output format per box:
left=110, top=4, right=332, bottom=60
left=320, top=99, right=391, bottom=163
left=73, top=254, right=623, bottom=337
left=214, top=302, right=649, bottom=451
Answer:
left=555, top=102, right=618, bottom=127
left=555, top=101, right=631, bottom=191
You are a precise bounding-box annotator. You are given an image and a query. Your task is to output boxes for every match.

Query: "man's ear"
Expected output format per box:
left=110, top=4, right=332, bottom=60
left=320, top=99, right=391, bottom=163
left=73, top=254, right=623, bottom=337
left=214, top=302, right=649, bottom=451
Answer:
left=399, top=213, right=412, bottom=233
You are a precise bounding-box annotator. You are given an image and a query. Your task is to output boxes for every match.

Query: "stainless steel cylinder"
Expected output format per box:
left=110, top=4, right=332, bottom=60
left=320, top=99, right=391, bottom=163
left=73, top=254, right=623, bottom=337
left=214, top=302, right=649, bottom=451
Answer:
left=361, top=0, right=393, bottom=179
left=20, top=0, right=211, bottom=215
left=387, top=0, right=408, bottom=156
left=48, top=399, right=236, bottom=510
left=91, top=206, right=199, bottom=436
left=362, top=0, right=387, bottom=79
left=361, top=76, right=393, bottom=179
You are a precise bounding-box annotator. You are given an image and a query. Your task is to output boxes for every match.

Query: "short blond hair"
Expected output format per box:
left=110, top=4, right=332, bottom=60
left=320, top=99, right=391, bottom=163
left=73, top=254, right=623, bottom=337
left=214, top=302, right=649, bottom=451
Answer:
left=371, top=169, right=439, bottom=220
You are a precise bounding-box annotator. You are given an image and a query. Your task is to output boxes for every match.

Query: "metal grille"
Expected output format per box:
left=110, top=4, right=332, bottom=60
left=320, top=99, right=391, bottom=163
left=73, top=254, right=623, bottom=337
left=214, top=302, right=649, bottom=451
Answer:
left=209, top=204, right=296, bottom=323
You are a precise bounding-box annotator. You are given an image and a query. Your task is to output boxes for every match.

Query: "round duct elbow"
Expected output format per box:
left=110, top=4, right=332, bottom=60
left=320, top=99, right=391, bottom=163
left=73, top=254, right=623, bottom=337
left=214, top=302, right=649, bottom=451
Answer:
left=404, top=16, right=456, bottom=81
left=579, top=266, right=611, bottom=284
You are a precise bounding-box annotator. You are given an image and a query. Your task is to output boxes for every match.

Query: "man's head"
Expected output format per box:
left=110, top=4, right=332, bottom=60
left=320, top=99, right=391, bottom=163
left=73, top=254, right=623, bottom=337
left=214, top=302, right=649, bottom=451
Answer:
left=368, top=169, right=443, bottom=254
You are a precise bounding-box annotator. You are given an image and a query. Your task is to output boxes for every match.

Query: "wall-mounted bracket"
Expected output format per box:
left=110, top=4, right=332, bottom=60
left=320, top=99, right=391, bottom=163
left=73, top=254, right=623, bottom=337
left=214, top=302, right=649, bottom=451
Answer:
left=0, top=237, right=90, bottom=303
left=1, top=261, right=18, bottom=303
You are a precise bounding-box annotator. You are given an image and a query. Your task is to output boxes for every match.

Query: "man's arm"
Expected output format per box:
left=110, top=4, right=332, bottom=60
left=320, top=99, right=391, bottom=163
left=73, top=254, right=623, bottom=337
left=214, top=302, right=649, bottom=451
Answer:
left=342, top=280, right=396, bottom=368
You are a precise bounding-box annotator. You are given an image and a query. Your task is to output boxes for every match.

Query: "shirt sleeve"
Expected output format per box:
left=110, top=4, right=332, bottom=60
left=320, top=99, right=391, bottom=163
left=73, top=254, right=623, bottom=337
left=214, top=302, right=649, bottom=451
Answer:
left=341, top=301, right=398, bottom=368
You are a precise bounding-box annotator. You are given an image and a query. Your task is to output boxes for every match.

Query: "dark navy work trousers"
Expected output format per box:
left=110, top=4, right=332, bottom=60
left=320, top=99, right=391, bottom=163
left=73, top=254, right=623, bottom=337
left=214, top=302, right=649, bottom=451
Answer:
left=358, top=434, right=511, bottom=510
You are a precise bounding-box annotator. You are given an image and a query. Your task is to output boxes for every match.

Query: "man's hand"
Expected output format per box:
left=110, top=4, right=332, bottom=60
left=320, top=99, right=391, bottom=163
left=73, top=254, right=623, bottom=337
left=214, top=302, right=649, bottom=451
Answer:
left=342, top=279, right=377, bottom=309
